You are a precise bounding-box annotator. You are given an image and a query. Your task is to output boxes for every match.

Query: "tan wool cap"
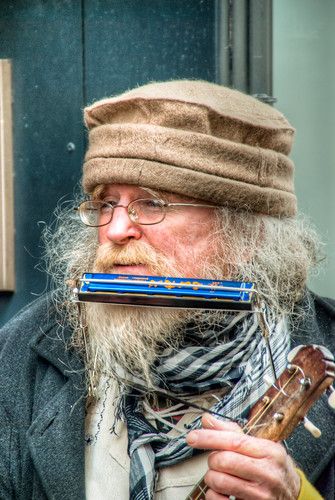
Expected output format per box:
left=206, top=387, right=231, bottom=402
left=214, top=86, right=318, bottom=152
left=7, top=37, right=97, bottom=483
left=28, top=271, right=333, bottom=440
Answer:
left=82, top=80, right=296, bottom=217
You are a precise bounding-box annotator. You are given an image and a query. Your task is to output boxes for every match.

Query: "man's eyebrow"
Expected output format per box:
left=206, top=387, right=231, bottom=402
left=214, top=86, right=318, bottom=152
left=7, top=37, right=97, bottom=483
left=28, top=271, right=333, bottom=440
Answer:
left=91, top=184, right=107, bottom=199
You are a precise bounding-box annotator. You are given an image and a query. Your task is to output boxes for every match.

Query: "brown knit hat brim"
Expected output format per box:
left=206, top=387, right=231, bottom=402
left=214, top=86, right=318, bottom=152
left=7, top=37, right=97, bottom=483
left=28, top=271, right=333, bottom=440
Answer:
left=84, top=156, right=296, bottom=217
left=82, top=80, right=297, bottom=217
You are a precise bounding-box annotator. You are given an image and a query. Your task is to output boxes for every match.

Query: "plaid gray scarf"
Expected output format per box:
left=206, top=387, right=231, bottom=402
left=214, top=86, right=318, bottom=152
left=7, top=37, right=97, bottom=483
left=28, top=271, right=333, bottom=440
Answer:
left=123, top=311, right=290, bottom=500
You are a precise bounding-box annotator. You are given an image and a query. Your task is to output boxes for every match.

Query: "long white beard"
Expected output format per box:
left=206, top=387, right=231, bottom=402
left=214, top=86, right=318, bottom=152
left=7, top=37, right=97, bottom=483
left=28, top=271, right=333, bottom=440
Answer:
left=84, top=302, right=191, bottom=392
left=82, top=240, right=198, bottom=393
left=80, top=239, right=228, bottom=395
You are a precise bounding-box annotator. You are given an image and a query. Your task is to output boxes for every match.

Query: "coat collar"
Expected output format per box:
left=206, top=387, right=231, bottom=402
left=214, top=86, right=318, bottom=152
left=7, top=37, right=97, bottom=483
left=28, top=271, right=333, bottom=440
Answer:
left=29, top=300, right=84, bottom=377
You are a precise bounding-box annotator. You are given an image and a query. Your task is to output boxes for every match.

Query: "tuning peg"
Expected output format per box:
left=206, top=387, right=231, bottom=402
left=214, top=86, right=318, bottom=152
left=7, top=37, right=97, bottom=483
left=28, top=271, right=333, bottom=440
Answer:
left=317, top=345, right=334, bottom=362
left=299, top=376, right=311, bottom=389
left=303, top=417, right=321, bottom=438
left=263, top=374, right=275, bottom=387
left=327, top=386, right=335, bottom=409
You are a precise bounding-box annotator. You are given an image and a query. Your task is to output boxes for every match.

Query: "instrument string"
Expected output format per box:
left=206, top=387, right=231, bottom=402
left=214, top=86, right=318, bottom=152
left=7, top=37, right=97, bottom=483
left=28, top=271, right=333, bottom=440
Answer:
left=243, top=368, right=298, bottom=435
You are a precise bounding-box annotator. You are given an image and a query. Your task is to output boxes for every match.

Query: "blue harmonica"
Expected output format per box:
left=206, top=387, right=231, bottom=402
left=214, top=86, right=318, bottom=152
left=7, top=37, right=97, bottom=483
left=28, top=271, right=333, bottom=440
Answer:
left=74, top=273, right=256, bottom=311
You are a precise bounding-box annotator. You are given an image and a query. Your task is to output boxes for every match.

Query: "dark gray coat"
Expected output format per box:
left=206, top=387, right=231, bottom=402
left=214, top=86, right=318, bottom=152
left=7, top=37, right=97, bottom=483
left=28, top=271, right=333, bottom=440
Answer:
left=0, top=294, right=334, bottom=499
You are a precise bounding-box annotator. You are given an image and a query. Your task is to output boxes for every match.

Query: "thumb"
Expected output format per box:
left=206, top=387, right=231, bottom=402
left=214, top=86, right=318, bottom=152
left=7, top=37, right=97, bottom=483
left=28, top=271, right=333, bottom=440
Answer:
left=201, top=413, right=243, bottom=433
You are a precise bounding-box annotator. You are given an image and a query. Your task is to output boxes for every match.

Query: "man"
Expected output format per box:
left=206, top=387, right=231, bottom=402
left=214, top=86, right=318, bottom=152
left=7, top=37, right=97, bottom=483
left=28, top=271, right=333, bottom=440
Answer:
left=0, top=80, right=334, bottom=499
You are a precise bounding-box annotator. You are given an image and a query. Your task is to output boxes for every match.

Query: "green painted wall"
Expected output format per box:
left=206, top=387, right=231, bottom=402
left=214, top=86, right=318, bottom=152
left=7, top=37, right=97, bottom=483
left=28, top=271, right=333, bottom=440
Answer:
left=273, top=0, right=335, bottom=298
left=0, top=0, right=217, bottom=327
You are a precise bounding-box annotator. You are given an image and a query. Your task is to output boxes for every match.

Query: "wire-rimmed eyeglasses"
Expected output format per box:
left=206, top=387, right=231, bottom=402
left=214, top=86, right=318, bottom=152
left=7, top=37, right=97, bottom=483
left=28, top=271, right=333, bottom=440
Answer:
left=74, top=198, right=217, bottom=227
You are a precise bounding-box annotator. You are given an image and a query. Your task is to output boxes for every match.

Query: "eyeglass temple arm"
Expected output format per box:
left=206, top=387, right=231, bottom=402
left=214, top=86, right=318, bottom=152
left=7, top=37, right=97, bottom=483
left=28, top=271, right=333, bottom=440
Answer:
left=166, top=202, right=217, bottom=208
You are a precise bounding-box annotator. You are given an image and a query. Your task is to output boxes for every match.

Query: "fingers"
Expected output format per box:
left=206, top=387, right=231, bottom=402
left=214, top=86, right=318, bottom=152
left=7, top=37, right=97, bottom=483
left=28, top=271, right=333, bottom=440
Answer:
left=204, top=469, right=259, bottom=500
left=187, top=428, right=263, bottom=458
left=187, top=416, right=285, bottom=461
left=201, top=413, right=243, bottom=433
left=205, top=489, right=229, bottom=500
left=186, top=414, right=301, bottom=500
left=208, top=450, right=266, bottom=482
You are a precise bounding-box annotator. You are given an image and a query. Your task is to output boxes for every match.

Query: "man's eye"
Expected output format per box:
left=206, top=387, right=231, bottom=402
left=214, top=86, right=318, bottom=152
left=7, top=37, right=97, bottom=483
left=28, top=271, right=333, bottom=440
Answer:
left=100, top=202, right=115, bottom=213
left=102, top=200, right=118, bottom=208
left=143, top=199, right=163, bottom=208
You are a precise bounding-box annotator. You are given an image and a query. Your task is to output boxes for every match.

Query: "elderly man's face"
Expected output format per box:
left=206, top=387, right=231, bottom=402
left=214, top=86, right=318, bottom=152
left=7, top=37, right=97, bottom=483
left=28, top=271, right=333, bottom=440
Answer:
left=96, top=184, right=217, bottom=277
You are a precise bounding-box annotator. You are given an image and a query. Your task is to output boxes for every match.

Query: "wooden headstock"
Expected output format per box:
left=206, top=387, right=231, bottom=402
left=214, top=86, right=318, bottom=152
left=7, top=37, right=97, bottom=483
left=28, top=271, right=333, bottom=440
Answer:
left=246, top=344, right=335, bottom=440
left=186, top=344, right=335, bottom=499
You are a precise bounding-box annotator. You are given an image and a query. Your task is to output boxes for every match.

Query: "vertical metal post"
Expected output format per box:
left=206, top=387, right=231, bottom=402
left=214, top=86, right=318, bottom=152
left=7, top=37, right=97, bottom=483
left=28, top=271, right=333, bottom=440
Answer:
left=249, top=0, right=275, bottom=102
left=215, top=0, right=231, bottom=85
left=215, top=0, right=274, bottom=102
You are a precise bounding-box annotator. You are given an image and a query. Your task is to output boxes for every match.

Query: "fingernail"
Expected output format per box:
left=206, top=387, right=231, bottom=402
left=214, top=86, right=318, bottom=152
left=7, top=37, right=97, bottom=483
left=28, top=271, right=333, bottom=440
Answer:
left=186, top=431, right=198, bottom=445
left=204, top=413, right=217, bottom=427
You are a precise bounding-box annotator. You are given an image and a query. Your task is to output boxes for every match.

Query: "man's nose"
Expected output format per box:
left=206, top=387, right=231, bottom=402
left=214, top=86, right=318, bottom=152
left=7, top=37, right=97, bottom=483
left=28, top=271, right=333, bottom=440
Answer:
left=102, top=206, right=142, bottom=245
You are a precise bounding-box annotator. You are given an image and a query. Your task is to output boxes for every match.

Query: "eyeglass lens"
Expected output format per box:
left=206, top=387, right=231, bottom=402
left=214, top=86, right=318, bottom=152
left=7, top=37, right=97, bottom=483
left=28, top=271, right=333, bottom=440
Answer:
left=78, top=199, right=166, bottom=227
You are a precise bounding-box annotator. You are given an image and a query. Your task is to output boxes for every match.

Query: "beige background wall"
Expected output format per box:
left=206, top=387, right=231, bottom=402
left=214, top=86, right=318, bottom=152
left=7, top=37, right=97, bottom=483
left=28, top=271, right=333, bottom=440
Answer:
left=273, top=0, right=335, bottom=298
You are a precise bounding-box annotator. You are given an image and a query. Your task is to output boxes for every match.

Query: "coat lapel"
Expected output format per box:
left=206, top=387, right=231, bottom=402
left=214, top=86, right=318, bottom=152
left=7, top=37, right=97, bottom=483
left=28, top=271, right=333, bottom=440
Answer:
left=27, top=320, right=86, bottom=499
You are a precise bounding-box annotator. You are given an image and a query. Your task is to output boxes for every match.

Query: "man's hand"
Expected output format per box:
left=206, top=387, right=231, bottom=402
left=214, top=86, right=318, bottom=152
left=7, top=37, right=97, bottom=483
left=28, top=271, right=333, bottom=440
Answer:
left=186, top=414, right=301, bottom=500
